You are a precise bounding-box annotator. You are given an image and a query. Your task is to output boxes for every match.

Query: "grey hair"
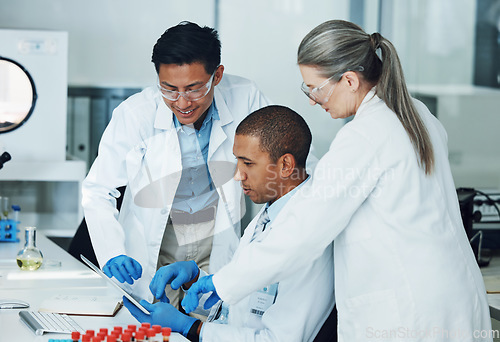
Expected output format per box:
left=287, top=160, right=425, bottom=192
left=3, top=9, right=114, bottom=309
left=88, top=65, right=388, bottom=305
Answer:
left=298, top=20, right=434, bottom=175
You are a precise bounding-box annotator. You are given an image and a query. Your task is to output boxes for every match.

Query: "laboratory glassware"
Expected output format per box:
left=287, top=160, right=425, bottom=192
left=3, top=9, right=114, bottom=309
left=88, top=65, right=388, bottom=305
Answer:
left=16, top=226, right=44, bottom=270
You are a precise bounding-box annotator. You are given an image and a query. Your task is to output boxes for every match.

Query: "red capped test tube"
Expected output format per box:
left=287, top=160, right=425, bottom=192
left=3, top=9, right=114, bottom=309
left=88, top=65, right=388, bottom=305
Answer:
left=162, top=327, right=172, bottom=341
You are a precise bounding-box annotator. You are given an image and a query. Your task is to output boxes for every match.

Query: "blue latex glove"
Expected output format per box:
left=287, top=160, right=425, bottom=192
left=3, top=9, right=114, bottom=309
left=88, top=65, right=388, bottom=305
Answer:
left=182, top=274, right=220, bottom=313
left=150, top=260, right=200, bottom=302
left=123, top=296, right=196, bottom=337
left=102, top=255, right=142, bottom=285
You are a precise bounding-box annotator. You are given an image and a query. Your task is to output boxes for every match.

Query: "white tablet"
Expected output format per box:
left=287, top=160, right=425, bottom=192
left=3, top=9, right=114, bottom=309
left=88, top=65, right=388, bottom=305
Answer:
left=80, top=255, right=150, bottom=315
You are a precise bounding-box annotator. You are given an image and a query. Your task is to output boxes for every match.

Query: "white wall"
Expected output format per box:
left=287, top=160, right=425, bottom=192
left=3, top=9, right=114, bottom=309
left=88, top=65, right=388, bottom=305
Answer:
left=219, top=0, right=350, bottom=158
left=384, top=0, right=500, bottom=189
left=0, top=0, right=215, bottom=88
left=387, top=0, right=476, bottom=86
left=216, top=0, right=351, bottom=217
left=0, top=0, right=351, bottom=157
left=2, top=0, right=495, bottom=190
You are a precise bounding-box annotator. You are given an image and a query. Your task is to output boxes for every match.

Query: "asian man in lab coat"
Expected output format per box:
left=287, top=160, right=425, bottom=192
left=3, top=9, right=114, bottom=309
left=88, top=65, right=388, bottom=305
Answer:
left=123, top=105, right=335, bottom=342
left=82, top=21, right=270, bottom=307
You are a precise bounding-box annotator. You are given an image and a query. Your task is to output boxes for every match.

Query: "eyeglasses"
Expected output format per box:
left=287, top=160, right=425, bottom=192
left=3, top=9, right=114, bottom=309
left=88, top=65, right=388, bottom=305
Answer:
left=157, top=73, right=215, bottom=102
left=301, top=75, right=339, bottom=106
left=300, top=66, right=365, bottom=105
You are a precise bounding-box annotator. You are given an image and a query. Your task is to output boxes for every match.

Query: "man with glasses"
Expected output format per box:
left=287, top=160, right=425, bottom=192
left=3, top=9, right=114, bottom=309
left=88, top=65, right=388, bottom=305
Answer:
left=82, top=21, right=270, bottom=310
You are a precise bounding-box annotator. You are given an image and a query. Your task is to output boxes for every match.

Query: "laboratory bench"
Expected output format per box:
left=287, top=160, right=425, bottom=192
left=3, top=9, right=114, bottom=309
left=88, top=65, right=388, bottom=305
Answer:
left=4, top=232, right=500, bottom=341
left=480, top=251, right=500, bottom=342
left=481, top=251, right=500, bottom=322
left=0, top=233, right=188, bottom=342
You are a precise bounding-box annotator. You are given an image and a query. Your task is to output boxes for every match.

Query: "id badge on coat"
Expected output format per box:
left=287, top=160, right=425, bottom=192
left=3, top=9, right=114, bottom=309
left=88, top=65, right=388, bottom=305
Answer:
left=249, top=283, right=278, bottom=317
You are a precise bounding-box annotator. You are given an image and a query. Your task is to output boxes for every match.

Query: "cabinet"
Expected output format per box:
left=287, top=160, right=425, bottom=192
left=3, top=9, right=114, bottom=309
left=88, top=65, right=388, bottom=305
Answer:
left=0, top=159, right=86, bottom=238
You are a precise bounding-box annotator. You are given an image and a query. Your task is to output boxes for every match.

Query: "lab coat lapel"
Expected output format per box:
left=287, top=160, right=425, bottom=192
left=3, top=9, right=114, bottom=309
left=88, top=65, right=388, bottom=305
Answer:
left=153, top=98, right=172, bottom=130
left=143, top=99, right=182, bottom=208
left=208, top=88, right=233, bottom=161
left=154, top=100, right=182, bottom=177
left=236, top=207, right=266, bottom=254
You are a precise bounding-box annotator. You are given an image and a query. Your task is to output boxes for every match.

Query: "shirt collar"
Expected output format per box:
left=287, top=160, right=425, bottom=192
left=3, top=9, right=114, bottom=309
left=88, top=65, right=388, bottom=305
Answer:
left=266, top=175, right=310, bottom=223
left=173, top=101, right=220, bottom=131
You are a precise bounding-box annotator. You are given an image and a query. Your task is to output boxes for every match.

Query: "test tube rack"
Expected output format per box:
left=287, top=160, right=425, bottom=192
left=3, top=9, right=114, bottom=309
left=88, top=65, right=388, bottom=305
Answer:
left=57, top=323, right=172, bottom=342
left=0, top=219, right=19, bottom=242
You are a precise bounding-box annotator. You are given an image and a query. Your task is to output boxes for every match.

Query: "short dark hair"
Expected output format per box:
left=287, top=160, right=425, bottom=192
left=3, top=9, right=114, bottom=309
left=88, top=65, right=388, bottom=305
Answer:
left=236, top=105, right=312, bottom=169
left=152, top=21, right=221, bottom=74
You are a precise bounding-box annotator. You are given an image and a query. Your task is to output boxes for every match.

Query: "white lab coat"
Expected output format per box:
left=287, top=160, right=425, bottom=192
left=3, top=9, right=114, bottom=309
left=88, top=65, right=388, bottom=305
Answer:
left=213, top=90, right=492, bottom=341
left=82, top=74, right=270, bottom=300
left=202, top=200, right=335, bottom=342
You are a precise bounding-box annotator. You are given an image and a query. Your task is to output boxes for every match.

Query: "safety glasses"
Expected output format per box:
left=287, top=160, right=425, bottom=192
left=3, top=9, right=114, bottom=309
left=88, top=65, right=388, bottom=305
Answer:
left=158, top=73, right=215, bottom=102
left=301, top=66, right=365, bottom=105
left=301, top=75, right=338, bottom=106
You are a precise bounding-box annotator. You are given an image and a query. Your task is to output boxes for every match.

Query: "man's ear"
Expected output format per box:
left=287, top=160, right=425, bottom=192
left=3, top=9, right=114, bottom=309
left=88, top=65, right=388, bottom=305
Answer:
left=213, top=65, right=225, bottom=86
left=279, top=153, right=296, bottom=178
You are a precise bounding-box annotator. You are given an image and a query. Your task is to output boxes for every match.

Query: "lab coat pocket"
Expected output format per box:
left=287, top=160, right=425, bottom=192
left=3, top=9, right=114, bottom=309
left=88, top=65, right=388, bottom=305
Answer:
left=340, top=289, right=401, bottom=341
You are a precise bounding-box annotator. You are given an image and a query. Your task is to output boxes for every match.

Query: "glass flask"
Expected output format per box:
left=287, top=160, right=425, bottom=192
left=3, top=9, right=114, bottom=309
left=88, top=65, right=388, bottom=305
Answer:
left=16, top=226, right=43, bottom=271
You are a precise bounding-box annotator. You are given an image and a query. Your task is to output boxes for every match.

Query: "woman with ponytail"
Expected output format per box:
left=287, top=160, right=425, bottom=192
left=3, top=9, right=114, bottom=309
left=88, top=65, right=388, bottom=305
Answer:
left=185, top=20, right=492, bottom=341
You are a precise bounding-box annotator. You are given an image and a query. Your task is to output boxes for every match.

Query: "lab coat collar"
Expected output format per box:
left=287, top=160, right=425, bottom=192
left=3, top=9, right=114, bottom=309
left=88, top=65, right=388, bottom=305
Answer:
left=213, top=83, right=234, bottom=127
left=206, top=84, right=235, bottom=161
left=351, top=87, right=381, bottom=120
left=246, top=177, right=311, bottom=244
left=266, top=176, right=310, bottom=223
left=153, top=91, right=176, bottom=130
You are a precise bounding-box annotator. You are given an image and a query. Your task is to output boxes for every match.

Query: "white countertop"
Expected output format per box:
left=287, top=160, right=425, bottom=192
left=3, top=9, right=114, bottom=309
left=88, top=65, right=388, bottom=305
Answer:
left=481, top=254, right=500, bottom=321
left=0, top=233, right=188, bottom=341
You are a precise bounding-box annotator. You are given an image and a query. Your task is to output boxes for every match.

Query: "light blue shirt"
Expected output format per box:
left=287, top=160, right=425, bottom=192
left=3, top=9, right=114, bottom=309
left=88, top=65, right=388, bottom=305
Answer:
left=171, top=102, right=220, bottom=213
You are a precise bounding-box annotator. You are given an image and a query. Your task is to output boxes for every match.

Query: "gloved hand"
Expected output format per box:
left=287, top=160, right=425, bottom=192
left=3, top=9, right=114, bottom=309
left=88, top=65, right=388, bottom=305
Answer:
left=182, top=274, right=220, bottom=313
left=150, top=260, right=200, bottom=302
left=123, top=296, right=197, bottom=337
left=102, top=255, right=142, bottom=285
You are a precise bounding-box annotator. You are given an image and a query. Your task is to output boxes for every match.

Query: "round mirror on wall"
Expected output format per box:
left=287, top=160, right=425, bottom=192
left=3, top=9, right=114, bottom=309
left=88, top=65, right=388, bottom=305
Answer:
left=0, top=56, right=37, bottom=133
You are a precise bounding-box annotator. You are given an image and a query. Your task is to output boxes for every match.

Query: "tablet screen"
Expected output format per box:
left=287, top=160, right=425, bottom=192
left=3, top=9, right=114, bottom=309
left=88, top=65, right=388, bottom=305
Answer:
left=80, top=255, right=150, bottom=315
